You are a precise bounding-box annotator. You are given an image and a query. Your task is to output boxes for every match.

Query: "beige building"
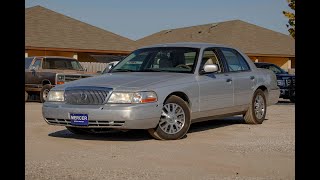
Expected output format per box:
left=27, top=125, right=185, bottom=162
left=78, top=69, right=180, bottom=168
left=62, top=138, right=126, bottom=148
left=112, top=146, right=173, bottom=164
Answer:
left=25, top=6, right=138, bottom=62
left=137, top=20, right=295, bottom=71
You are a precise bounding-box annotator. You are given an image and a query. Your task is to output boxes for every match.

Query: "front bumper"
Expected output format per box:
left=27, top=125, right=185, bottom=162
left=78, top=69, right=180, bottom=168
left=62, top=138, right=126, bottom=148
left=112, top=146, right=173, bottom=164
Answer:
left=42, top=102, right=162, bottom=129
left=279, top=88, right=295, bottom=99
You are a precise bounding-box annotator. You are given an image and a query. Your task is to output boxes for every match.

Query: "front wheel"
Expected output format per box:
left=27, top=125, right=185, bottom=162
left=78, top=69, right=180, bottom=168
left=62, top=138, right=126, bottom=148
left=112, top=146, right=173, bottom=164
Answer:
left=148, top=95, right=191, bottom=140
left=40, top=84, right=52, bottom=103
left=244, top=89, right=267, bottom=124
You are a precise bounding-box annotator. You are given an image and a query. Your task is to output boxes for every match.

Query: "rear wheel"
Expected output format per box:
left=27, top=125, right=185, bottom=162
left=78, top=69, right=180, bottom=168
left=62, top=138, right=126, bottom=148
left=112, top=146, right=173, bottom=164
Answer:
left=244, top=89, right=267, bottom=124
left=148, top=95, right=191, bottom=140
left=40, top=84, right=52, bottom=103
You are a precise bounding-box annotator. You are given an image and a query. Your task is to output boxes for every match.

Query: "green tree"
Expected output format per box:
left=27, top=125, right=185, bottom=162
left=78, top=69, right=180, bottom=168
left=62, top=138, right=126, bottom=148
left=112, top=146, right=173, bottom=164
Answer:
left=283, top=0, right=295, bottom=39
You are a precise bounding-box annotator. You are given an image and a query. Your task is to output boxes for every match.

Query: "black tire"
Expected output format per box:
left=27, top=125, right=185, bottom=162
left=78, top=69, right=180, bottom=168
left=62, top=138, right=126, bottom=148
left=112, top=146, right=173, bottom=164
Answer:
left=66, top=127, right=90, bottom=135
left=244, top=89, right=267, bottom=124
left=148, top=95, right=191, bottom=140
left=40, top=84, right=52, bottom=103
left=289, top=97, right=295, bottom=103
left=25, top=91, right=28, bottom=102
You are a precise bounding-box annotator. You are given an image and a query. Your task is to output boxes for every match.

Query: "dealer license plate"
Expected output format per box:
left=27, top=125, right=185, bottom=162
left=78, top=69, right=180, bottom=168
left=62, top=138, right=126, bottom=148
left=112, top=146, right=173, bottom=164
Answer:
left=70, top=113, right=88, bottom=126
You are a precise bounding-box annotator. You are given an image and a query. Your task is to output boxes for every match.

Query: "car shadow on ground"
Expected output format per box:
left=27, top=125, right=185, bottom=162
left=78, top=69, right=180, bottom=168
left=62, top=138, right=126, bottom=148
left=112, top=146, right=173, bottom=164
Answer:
left=188, top=116, right=245, bottom=134
left=48, top=129, right=152, bottom=141
left=48, top=116, right=248, bottom=141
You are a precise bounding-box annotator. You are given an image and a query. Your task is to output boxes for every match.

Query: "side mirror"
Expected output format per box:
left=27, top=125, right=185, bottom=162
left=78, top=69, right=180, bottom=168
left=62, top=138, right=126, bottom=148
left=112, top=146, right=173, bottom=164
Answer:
left=31, top=66, right=36, bottom=71
left=201, top=64, right=218, bottom=74
left=108, top=63, right=114, bottom=70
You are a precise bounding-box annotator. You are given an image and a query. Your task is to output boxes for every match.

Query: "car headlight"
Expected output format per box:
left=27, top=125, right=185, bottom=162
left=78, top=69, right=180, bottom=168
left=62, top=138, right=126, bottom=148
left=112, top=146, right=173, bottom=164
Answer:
left=277, top=80, right=285, bottom=86
left=47, top=90, right=65, bottom=102
left=56, top=74, right=65, bottom=85
left=107, top=91, right=157, bottom=104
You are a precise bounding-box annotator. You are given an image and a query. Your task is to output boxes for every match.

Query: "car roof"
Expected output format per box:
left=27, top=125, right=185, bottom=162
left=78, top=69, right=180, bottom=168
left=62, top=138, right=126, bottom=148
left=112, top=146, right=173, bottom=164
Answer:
left=139, top=42, right=233, bottom=49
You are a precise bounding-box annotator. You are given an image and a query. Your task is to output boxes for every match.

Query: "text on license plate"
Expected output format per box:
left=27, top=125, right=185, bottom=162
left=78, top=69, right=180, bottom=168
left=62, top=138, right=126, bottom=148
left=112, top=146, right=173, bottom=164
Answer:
left=70, top=113, right=88, bottom=126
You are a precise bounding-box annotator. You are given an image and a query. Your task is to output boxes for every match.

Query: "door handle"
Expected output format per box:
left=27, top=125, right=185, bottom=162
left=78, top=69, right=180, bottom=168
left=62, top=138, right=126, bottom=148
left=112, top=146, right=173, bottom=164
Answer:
left=250, top=76, right=255, bottom=80
left=226, top=78, right=232, bottom=82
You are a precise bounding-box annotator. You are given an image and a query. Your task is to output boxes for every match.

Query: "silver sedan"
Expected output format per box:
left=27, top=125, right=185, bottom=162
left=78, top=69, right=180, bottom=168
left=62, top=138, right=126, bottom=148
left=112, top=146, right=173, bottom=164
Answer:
left=42, top=43, right=279, bottom=140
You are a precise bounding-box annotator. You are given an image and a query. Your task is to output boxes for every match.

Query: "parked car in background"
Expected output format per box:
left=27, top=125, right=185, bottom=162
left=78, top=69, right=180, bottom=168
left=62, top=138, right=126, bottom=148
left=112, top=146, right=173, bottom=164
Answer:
left=42, top=43, right=279, bottom=140
left=254, top=62, right=295, bottom=103
left=25, top=56, right=95, bottom=102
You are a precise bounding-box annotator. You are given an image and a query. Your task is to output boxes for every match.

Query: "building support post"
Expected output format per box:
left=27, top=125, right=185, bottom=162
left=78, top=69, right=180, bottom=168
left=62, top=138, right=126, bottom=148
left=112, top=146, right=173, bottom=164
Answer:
left=288, top=59, right=291, bottom=69
left=73, top=53, right=78, bottom=60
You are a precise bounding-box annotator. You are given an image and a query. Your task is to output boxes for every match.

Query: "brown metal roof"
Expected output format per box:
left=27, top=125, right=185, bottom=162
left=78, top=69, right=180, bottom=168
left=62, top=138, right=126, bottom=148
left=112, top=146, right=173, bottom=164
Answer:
left=25, top=6, right=138, bottom=52
left=137, top=20, right=295, bottom=56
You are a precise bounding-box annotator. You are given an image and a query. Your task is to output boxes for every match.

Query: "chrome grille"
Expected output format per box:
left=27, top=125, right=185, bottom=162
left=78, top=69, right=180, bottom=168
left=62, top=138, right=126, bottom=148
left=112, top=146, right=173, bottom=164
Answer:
left=285, top=77, right=295, bottom=87
left=45, top=118, right=124, bottom=127
left=65, top=86, right=112, bottom=105
left=65, top=75, right=91, bottom=82
left=292, top=77, right=295, bottom=86
left=286, top=79, right=291, bottom=86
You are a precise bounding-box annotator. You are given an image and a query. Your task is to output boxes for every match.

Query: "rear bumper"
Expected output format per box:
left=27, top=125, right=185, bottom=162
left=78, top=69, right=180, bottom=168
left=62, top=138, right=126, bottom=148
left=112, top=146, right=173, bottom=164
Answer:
left=42, top=102, right=162, bottom=129
left=268, top=88, right=280, bottom=106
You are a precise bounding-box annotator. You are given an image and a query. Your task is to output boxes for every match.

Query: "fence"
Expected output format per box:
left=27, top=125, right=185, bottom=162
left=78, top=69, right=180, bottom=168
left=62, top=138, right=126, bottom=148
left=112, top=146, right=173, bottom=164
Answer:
left=80, top=62, right=107, bottom=73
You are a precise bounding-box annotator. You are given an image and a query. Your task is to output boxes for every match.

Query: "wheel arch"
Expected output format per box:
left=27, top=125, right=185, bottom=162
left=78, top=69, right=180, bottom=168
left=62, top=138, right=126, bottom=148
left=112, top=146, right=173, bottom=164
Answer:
left=254, top=85, right=268, bottom=100
left=42, top=79, right=52, bottom=86
left=163, top=91, right=191, bottom=108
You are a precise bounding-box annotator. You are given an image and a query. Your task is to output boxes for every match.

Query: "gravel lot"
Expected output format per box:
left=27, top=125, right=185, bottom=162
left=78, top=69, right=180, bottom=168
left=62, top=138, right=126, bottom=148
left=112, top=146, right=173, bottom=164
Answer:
left=25, top=100, right=295, bottom=180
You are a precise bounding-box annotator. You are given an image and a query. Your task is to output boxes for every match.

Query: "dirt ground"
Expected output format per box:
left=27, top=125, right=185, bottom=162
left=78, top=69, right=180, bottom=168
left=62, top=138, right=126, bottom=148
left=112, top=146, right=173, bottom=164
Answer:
left=25, top=100, right=295, bottom=180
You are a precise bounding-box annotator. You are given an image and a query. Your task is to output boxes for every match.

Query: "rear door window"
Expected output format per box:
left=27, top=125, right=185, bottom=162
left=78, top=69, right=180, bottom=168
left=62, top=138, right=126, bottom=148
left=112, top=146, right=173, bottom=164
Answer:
left=221, top=48, right=250, bottom=72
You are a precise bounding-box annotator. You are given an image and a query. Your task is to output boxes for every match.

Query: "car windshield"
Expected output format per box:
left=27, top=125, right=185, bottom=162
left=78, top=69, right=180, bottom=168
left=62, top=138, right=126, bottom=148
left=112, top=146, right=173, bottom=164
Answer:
left=42, top=58, right=84, bottom=70
left=25, top=57, right=34, bottom=69
left=110, top=47, right=199, bottom=73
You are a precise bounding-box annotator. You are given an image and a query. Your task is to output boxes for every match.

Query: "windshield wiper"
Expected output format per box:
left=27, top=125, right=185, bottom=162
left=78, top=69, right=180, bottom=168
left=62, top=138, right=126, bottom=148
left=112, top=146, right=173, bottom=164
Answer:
left=112, top=69, right=135, bottom=72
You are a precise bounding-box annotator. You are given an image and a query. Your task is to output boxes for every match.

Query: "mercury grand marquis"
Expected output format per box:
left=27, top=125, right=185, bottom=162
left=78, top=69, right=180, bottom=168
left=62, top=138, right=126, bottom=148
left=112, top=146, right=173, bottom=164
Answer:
left=42, top=43, right=280, bottom=140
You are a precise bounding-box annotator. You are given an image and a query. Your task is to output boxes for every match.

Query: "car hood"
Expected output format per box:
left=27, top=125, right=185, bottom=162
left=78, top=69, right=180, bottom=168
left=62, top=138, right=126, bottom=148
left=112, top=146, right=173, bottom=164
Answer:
left=276, top=73, right=295, bottom=79
left=53, top=72, right=195, bottom=91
